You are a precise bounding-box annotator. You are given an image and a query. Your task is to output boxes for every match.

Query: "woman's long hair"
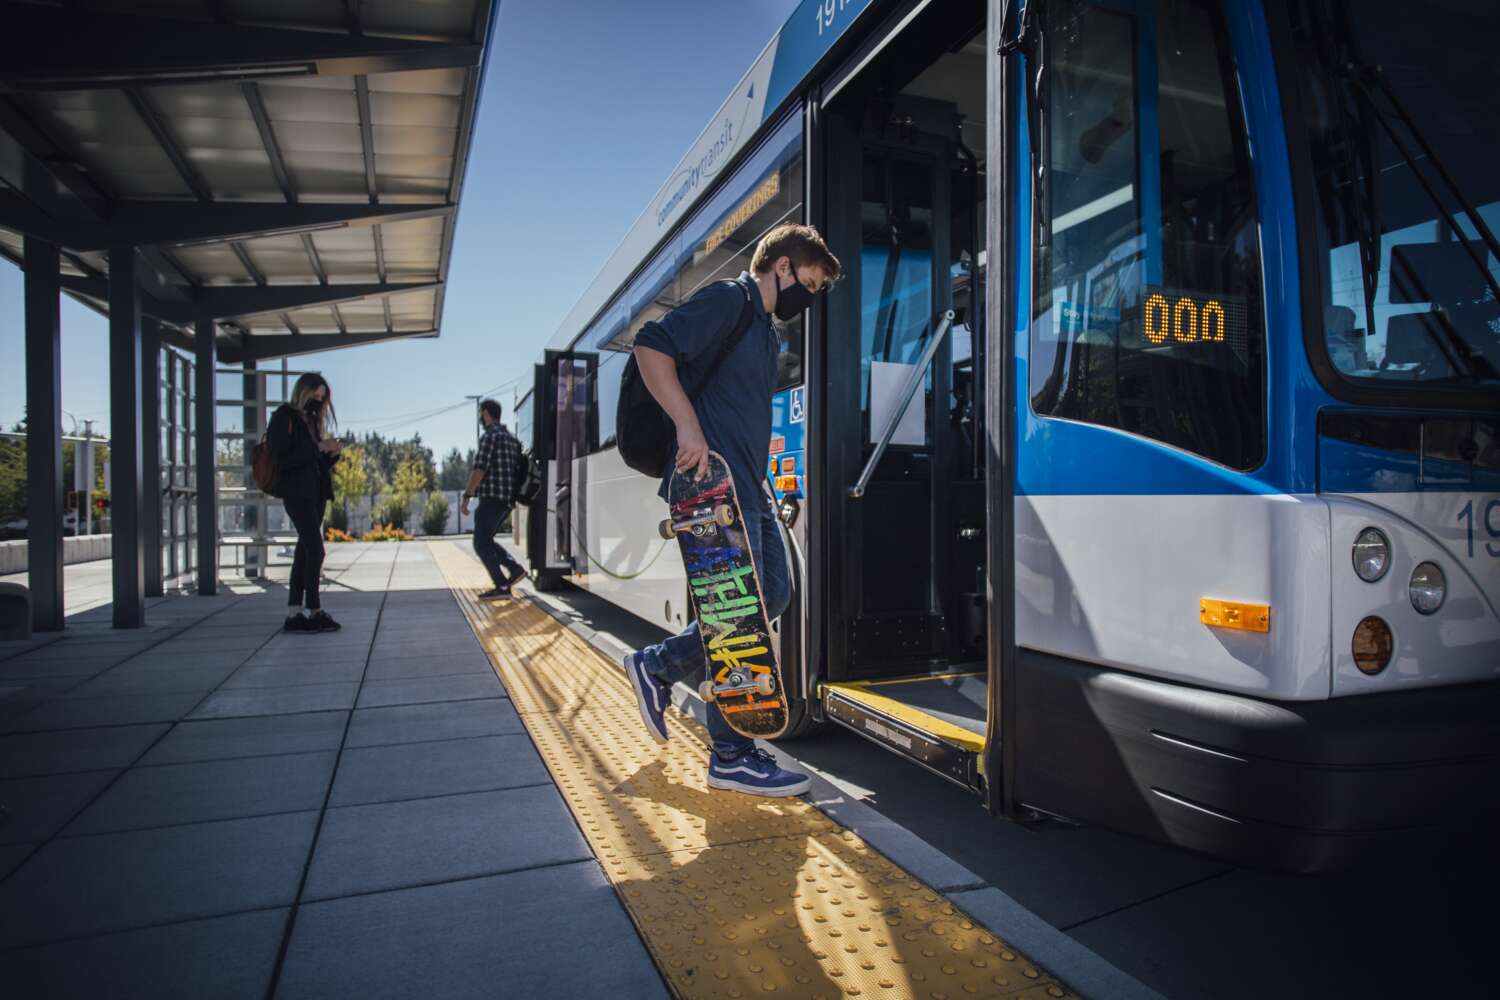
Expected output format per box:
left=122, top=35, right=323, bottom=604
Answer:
left=290, top=372, right=336, bottom=438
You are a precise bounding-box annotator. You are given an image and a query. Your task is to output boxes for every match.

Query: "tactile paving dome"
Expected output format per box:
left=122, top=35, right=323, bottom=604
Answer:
left=433, top=542, right=1078, bottom=999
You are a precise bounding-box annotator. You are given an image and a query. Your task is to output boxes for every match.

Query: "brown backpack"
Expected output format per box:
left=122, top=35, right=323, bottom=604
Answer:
left=250, top=414, right=294, bottom=495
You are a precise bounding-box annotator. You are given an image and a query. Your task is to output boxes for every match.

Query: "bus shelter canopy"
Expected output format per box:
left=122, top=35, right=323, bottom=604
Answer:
left=0, top=0, right=496, bottom=363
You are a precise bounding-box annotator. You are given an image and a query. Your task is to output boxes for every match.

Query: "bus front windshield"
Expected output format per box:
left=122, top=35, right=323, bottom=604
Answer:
left=1285, top=0, right=1500, bottom=392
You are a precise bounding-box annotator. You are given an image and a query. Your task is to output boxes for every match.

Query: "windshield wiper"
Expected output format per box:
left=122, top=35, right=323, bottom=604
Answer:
left=1340, top=60, right=1500, bottom=379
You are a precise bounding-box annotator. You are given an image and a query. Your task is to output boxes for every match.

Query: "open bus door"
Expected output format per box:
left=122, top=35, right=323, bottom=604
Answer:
left=812, top=0, right=993, bottom=793
left=536, top=349, right=597, bottom=587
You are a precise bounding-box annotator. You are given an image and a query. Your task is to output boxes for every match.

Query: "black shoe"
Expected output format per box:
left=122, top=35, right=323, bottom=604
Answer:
left=307, top=610, right=342, bottom=632
left=478, top=587, right=511, bottom=601
left=284, top=613, right=315, bottom=633
left=505, top=567, right=527, bottom=588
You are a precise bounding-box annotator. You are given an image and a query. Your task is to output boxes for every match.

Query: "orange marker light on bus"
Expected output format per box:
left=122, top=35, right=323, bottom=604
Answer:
left=1199, top=598, right=1271, bottom=633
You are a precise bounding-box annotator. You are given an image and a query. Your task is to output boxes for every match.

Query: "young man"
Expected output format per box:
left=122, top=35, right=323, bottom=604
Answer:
left=624, top=223, right=840, bottom=797
left=462, top=399, right=526, bottom=600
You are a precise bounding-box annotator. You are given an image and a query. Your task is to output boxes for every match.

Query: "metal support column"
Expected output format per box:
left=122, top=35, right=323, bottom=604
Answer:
left=109, top=247, right=146, bottom=628
left=141, top=316, right=163, bottom=597
left=23, top=236, right=64, bottom=632
left=195, top=318, right=218, bottom=595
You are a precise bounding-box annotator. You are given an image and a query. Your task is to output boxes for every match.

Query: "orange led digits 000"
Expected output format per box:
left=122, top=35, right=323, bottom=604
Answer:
left=1142, top=288, right=1243, bottom=347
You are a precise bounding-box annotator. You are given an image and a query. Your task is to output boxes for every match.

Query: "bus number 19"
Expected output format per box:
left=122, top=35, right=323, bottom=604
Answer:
left=815, top=0, right=852, bottom=37
left=1456, top=499, right=1500, bottom=558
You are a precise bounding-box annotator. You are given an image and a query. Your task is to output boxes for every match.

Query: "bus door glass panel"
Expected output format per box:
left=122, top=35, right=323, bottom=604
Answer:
left=552, top=355, right=594, bottom=572
left=849, top=144, right=953, bottom=657
left=1030, top=0, right=1266, bottom=471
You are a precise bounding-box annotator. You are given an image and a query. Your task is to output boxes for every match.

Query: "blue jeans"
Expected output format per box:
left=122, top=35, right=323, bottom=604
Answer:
left=473, top=498, right=522, bottom=588
left=640, top=502, right=789, bottom=759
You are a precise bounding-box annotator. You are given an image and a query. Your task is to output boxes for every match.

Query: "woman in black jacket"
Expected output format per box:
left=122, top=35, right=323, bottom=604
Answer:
left=269, top=373, right=343, bottom=633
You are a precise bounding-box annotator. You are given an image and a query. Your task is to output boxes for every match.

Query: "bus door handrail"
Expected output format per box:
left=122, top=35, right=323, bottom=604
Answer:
left=848, top=309, right=955, bottom=500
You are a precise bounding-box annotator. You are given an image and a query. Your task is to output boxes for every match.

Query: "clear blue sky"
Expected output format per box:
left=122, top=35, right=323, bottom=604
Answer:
left=0, top=0, right=799, bottom=460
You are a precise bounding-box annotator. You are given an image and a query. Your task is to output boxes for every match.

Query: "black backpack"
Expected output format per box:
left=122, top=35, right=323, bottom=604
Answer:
left=512, top=447, right=541, bottom=507
left=616, top=281, right=755, bottom=477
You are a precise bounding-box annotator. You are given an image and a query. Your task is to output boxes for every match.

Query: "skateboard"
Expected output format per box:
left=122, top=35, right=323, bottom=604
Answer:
left=657, top=450, right=787, bottom=739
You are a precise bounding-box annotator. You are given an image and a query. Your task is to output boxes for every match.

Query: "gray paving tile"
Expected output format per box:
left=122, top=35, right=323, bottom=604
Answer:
left=303, top=784, right=590, bottom=901
left=116, top=650, right=252, bottom=672
left=355, top=672, right=502, bottom=709
left=62, top=665, right=236, bottom=698
left=0, top=724, right=168, bottom=777
left=369, top=637, right=480, bottom=658
left=0, top=770, right=119, bottom=844
left=65, top=751, right=337, bottom=835
left=0, top=907, right=288, bottom=1000
left=0, top=843, right=33, bottom=879
left=4, top=693, right=202, bottom=732
left=330, top=734, right=549, bottom=807
left=0, top=655, right=123, bottom=680
left=277, top=862, right=667, bottom=1000
left=362, top=651, right=492, bottom=681
left=140, top=711, right=348, bottom=766
left=222, top=660, right=367, bottom=690
left=189, top=682, right=358, bottom=720
left=0, top=811, right=318, bottom=947
left=345, top=697, right=522, bottom=748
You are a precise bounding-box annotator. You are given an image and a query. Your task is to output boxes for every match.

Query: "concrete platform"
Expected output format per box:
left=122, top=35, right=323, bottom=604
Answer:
left=0, top=542, right=667, bottom=999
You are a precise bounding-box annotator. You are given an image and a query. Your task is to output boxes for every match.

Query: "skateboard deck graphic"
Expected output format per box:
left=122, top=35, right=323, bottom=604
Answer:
left=658, top=451, right=787, bottom=740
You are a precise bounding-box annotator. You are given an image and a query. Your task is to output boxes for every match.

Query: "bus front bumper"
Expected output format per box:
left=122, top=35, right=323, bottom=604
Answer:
left=1013, top=651, right=1500, bottom=872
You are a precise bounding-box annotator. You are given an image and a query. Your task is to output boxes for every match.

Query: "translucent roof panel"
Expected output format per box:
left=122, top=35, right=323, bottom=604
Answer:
left=238, top=234, right=319, bottom=284
left=145, top=84, right=283, bottom=202
left=308, top=226, right=379, bottom=284
left=26, top=90, right=194, bottom=201
left=173, top=244, right=259, bottom=286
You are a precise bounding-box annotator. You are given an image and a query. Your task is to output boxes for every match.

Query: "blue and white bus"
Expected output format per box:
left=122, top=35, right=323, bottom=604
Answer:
left=514, top=0, right=1499, bottom=871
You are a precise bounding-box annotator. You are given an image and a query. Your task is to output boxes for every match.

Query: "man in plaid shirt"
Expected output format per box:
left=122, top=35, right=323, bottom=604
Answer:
left=461, top=398, right=525, bottom=599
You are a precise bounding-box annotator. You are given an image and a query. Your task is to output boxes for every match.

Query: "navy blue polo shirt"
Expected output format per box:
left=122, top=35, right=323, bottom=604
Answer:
left=633, top=271, right=777, bottom=513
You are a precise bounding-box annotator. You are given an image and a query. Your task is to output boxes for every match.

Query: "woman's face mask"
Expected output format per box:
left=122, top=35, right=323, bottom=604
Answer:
left=303, top=396, right=323, bottom=417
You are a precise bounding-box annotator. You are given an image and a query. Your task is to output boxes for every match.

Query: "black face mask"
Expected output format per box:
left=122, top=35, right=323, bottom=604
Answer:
left=773, top=269, right=815, bottom=322
left=303, top=398, right=323, bottom=418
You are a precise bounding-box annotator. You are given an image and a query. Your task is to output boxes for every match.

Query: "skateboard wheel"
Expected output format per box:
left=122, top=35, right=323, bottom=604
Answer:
left=698, top=680, right=716, bottom=702
left=713, top=504, right=735, bottom=527
left=658, top=518, right=674, bottom=540
left=754, top=674, right=775, bottom=696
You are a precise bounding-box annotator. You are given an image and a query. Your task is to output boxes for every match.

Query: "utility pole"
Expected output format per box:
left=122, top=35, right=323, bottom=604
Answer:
left=78, top=420, right=95, bottom=536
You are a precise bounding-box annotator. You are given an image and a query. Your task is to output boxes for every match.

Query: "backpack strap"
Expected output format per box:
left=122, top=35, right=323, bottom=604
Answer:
left=686, top=280, right=756, bottom=404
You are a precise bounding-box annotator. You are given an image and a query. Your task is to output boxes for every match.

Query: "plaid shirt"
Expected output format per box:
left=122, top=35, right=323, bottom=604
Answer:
left=473, top=422, right=521, bottom=505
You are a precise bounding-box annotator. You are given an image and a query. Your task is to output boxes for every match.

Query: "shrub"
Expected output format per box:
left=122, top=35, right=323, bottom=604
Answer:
left=325, top=527, right=355, bottom=543
left=362, top=523, right=413, bottom=543
left=378, top=499, right=410, bottom=532
left=421, top=492, right=450, bottom=536
left=327, top=504, right=349, bottom=532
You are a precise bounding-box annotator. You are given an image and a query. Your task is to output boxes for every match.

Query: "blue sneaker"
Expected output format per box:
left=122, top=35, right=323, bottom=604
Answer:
left=623, top=651, right=670, bottom=744
left=707, top=747, right=811, bottom=797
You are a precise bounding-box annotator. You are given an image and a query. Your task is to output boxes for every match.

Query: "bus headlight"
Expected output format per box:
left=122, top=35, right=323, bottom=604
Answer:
left=1352, top=616, right=1393, bottom=675
left=1408, top=561, right=1446, bottom=615
left=1351, top=527, right=1390, bottom=582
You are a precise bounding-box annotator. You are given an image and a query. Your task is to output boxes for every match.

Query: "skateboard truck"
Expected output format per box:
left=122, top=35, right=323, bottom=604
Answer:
left=658, top=503, right=736, bottom=540
left=699, top=669, right=776, bottom=703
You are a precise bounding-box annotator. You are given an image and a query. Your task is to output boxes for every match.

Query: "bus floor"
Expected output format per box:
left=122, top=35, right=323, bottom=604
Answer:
left=432, top=541, right=1081, bottom=1000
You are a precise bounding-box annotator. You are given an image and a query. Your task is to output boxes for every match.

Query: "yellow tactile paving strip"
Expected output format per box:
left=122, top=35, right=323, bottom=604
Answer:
left=430, top=541, right=1078, bottom=1000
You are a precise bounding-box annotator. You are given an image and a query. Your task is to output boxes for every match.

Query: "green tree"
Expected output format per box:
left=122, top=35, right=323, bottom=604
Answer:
left=438, top=447, right=474, bottom=491
left=381, top=456, right=429, bottom=530
left=421, top=492, right=450, bottom=536
left=331, top=444, right=370, bottom=522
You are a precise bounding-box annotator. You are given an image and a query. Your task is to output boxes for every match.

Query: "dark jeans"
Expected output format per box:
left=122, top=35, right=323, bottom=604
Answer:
left=473, top=498, right=522, bottom=588
left=283, top=496, right=324, bottom=611
left=640, top=503, right=789, bottom=760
